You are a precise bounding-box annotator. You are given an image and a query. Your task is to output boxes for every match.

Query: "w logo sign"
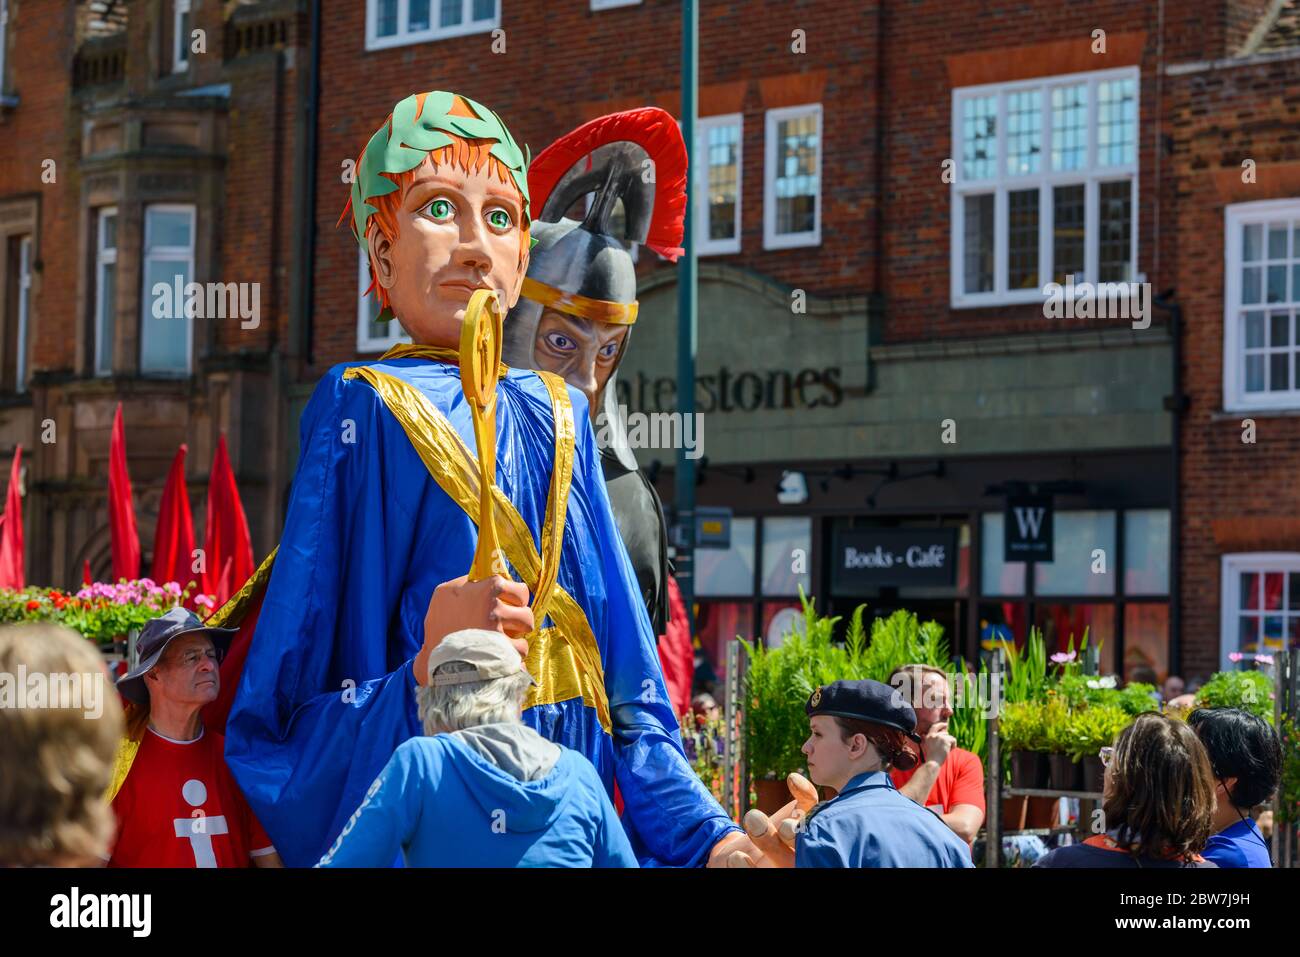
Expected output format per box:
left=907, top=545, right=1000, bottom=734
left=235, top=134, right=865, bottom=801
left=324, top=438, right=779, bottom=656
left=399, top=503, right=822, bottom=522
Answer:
left=1005, top=497, right=1053, bottom=562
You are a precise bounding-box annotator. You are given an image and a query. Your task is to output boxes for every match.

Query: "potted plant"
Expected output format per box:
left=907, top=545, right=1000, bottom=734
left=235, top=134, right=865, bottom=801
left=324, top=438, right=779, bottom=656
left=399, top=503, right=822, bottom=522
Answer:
left=1067, top=704, right=1130, bottom=793
left=999, top=700, right=1047, bottom=788
left=1041, top=696, right=1079, bottom=790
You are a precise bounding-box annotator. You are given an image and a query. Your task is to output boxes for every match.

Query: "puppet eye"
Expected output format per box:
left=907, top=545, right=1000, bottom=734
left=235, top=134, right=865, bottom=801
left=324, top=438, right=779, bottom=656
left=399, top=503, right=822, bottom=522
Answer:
left=598, top=340, right=620, bottom=359
left=486, top=207, right=513, bottom=231
left=544, top=332, right=576, bottom=352
left=426, top=199, right=455, bottom=221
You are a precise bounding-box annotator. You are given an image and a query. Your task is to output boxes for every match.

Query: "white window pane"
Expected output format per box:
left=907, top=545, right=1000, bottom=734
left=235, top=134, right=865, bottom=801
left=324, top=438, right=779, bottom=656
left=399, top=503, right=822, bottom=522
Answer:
left=1052, top=184, right=1085, bottom=283
left=1242, top=265, right=1262, bottom=304
left=706, top=123, right=739, bottom=241
left=1244, top=223, right=1263, bottom=261
left=1246, top=353, right=1265, bottom=391
left=376, top=0, right=398, bottom=35
left=102, top=210, right=117, bottom=250
left=774, top=113, right=818, bottom=235
left=141, top=258, right=191, bottom=373
left=695, top=517, right=755, bottom=597
left=761, top=517, right=810, bottom=597
left=981, top=513, right=1025, bottom=596
left=1098, top=180, right=1133, bottom=283
left=963, top=193, right=994, bottom=293
left=410, top=0, right=431, bottom=30
left=147, top=209, right=192, bottom=248
left=472, top=0, right=495, bottom=20
left=96, top=263, right=116, bottom=375
left=1123, top=510, right=1169, bottom=595
left=1034, top=510, right=1116, bottom=596
left=1096, top=78, right=1136, bottom=166
left=1005, top=89, right=1041, bottom=176
left=1051, top=83, right=1087, bottom=171
left=440, top=0, right=462, bottom=27
left=1244, top=311, right=1265, bottom=347
left=1269, top=223, right=1288, bottom=259
left=961, top=95, right=996, bottom=180
left=1008, top=189, right=1039, bottom=289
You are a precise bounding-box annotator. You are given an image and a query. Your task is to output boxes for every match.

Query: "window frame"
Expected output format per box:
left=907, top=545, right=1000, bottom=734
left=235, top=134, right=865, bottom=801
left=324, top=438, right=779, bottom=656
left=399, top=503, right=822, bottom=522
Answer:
left=15, top=234, right=31, bottom=392
left=696, top=112, right=743, bottom=256
left=590, top=0, right=641, bottom=8
left=140, top=204, right=196, bottom=377
left=763, top=103, right=822, bottom=250
left=949, top=66, right=1139, bottom=309
left=0, top=0, right=9, bottom=95
left=1222, top=198, right=1300, bottom=411
left=356, top=247, right=410, bottom=353
left=94, top=207, right=118, bottom=377
left=365, top=0, right=501, bottom=52
left=1219, top=552, right=1300, bottom=672
left=173, top=0, right=191, bottom=74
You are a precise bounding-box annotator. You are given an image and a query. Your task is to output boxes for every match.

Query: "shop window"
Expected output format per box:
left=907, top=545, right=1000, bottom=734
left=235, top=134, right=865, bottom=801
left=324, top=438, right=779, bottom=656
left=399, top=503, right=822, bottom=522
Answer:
left=1223, top=199, right=1300, bottom=411
left=695, top=516, right=755, bottom=597
left=94, top=208, right=118, bottom=377
left=1033, top=510, right=1115, bottom=596
left=761, top=601, right=803, bottom=648
left=763, top=104, right=820, bottom=249
left=1033, top=603, right=1115, bottom=672
left=693, top=601, right=753, bottom=697
left=697, top=114, right=742, bottom=255
left=367, top=0, right=499, bottom=51
left=951, top=68, right=1138, bottom=307
left=761, top=516, right=809, bottom=597
left=1219, top=553, right=1300, bottom=671
left=980, top=512, right=1026, bottom=596
left=356, top=248, right=409, bottom=353
left=1123, top=509, right=1169, bottom=595
left=140, top=205, right=194, bottom=375
left=1123, top=603, right=1168, bottom=683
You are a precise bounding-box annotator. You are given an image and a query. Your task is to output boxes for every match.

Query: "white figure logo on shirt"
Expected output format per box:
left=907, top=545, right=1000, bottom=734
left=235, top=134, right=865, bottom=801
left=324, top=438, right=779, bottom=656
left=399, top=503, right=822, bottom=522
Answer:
left=173, top=778, right=228, bottom=867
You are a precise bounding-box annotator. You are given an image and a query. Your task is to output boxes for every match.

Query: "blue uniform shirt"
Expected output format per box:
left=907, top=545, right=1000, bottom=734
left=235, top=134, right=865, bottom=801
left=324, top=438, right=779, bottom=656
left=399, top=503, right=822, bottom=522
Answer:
left=1202, top=818, right=1272, bottom=868
left=795, top=771, right=975, bottom=868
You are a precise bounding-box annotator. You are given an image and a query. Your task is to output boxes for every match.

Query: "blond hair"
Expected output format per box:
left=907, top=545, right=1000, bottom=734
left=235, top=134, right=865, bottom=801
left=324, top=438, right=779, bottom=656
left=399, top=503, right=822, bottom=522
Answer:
left=0, top=624, right=123, bottom=865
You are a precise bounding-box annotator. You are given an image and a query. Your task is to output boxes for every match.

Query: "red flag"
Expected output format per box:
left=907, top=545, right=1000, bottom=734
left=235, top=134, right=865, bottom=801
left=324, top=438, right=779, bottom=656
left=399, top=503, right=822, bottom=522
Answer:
left=108, top=404, right=140, bottom=581
left=656, top=576, right=694, bottom=721
left=83, top=559, right=92, bottom=586
left=204, top=434, right=253, bottom=604
left=0, top=446, right=23, bottom=589
left=151, top=444, right=196, bottom=591
left=203, top=581, right=267, bottom=736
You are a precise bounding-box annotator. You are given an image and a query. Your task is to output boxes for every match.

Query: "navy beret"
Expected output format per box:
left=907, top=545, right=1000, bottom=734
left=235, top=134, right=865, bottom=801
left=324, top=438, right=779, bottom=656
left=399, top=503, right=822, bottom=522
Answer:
left=806, top=679, right=920, bottom=740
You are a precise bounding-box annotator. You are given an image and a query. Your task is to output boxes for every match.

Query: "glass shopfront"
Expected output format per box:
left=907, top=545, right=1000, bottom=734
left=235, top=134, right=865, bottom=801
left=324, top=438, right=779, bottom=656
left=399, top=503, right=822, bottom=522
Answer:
left=690, top=506, right=1172, bottom=694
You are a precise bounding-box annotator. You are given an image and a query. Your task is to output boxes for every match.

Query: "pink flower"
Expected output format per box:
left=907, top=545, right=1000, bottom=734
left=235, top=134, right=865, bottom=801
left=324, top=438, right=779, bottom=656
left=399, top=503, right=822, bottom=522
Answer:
left=194, top=594, right=215, bottom=611
left=1050, top=651, right=1077, bottom=664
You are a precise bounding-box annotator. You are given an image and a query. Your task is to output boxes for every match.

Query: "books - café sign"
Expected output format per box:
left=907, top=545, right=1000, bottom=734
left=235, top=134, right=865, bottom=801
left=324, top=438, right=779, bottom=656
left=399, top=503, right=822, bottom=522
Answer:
left=831, top=528, right=958, bottom=592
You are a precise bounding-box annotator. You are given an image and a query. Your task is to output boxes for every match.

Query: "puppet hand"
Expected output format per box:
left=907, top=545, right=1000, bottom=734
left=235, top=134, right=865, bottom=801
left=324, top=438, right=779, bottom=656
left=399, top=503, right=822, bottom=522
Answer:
left=415, top=575, right=533, bottom=685
left=711, top=772, right=819, bottom=869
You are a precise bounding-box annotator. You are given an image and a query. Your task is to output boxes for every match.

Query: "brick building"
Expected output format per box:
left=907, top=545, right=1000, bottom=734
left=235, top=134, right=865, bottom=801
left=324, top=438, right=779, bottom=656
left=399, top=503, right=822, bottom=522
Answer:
left=1, top=0, right=1297, bottom=682
left=0, top=0, right=305, bottom=582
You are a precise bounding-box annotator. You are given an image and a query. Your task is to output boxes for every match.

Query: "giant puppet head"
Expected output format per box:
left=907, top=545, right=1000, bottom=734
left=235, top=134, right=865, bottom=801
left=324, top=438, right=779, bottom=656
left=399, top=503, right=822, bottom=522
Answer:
left=344, top=91, right=533, bottom=349
left=504, top=109, right=687, bottom=469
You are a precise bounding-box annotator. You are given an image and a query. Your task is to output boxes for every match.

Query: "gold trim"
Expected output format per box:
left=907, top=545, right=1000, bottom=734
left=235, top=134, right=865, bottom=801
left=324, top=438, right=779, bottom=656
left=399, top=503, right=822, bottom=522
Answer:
left=523, top=626, right=603, bottom=715
left=380, top=341, right=509, bottom=377
left=206, top=547, right=278, bottom=629
left=521, top=277, right=638, bottom=326
left=342, top=365, right=610, bottom=732
left=105, top=736, right=141, bottom=804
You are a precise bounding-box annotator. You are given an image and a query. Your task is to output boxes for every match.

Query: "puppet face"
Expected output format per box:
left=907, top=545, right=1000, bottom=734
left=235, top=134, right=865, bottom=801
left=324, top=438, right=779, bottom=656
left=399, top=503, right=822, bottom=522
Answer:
left=532, top=308, right=627, bottom=417
left=369, top=154, right=528, bottom=348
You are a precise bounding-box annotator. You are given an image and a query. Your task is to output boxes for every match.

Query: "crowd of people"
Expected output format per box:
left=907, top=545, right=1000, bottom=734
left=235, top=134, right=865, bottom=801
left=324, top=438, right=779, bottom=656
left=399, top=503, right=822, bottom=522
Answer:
left=0, top=608, right=1285, bottom=869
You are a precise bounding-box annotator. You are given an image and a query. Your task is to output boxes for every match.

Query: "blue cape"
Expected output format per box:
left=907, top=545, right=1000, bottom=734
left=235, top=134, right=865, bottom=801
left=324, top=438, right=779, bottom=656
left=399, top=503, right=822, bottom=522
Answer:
left=224, top=356, right=739, bottom=866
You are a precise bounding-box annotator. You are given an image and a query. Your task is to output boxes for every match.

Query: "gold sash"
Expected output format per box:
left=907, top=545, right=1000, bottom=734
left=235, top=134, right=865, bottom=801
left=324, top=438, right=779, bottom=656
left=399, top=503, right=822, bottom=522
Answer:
left=343, top=362, right=611, bottom=732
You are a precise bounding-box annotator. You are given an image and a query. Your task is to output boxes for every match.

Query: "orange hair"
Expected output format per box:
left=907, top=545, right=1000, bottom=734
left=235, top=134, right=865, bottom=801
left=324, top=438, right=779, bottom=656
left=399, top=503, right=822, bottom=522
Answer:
left=341, top=93, right=531, bottom=316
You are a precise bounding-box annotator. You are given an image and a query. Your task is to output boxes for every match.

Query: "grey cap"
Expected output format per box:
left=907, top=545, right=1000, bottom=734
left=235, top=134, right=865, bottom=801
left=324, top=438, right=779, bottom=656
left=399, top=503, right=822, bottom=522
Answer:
left=426, top=628, right=536, bottom=687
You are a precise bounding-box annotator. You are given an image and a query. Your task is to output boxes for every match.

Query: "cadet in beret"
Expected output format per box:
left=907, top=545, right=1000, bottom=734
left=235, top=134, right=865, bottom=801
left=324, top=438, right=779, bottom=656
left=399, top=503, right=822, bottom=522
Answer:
left=738, top=679, right=975, bottom=868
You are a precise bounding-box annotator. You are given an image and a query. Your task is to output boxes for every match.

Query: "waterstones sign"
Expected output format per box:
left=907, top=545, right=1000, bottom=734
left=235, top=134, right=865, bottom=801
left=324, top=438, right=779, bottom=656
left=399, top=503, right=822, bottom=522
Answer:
left=831, top=528, right=958, bottom=592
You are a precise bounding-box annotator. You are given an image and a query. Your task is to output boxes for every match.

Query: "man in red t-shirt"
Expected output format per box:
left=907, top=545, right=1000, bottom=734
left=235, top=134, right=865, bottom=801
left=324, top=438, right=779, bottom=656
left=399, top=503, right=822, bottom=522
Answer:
left=108, top=607, right=280, bottom=868
left=888, top=664, right=985, bottom=847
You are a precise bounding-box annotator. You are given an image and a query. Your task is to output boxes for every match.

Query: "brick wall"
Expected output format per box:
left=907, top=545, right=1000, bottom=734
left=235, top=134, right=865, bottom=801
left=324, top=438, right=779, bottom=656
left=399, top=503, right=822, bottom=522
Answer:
left=1168, top=51, right=1300, bottom=676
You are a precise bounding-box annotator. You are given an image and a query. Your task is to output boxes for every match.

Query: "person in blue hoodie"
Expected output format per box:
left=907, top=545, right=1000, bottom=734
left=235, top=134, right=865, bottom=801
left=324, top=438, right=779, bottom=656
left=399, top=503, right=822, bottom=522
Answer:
left=316, top=629, right=637, bottom=868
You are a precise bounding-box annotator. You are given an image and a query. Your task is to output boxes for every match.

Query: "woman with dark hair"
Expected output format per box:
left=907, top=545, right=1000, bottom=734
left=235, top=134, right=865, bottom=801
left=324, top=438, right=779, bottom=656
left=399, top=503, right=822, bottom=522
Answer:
left=1035, top=713, right=1217, bottom=868
left=1187, top=708, right=1280, bottom=868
